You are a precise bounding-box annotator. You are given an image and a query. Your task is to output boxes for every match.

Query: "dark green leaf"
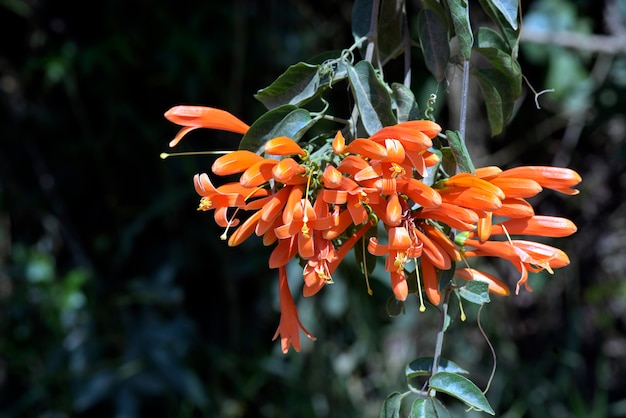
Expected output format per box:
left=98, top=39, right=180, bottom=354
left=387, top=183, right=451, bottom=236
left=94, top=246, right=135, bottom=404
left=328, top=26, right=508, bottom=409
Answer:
left=254, top=63, right=321, bottom=110
left=473, top=68, right=517, bottom=135
left=380, top=391, right=405, bottom=418
left=417, top=9, right=450, bottom=82
left=473, top=47, right=522, bottom=97
left=346, top=61, right=397, bottom=135
left=429, top=372, right=495, bottom=415
left=445, top=130, right=475, bottom=174
left=489, top=0, right=519, bottom=30
left=406, top=357, right=469, bottom=379
left=239, top=106, right=314, bottom=153
left=391, top=82, right=420, bottom=122
left=386, top=296, right=406, bottom=317
left=459, top=280, right=490, bottom=305
left=448, top=0, right=473, bottom=59
left=410, top=397, right=451, bottom=418
left=378, top=0, right=404, bottom=59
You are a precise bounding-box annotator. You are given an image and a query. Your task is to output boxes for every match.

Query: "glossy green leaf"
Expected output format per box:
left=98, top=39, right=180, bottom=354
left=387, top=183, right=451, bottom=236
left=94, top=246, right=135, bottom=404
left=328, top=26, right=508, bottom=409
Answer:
left=380, top=391, right=405, bottom=418
left=406, top=357, right=469, bottom=379
left=473, top=68, right=517, bottom=135
left=346, top=61, right=397, bottom=135
left=417, top=9, right=450, bottom=82
left=445, top=130, right=475, bottom=174
left=391, top=82, right=419, bottom=122
left=489, top=0, right=519, bottom=30
left=254, top=63, right=320, bottom=109
left=378, top=0, right=404, bottom=59
left=386, top=296, right=406, bottom=317
left=459, top=280, right=490, bottom=305
left=473, top=47, right=522, bottom=97
left=429, top=372, right=495, bottom=415
left=410, top=397, right=450, bottom=418
left=448, top=0, right=473, bottom=59
left=239, top=106, right=314, bottom=153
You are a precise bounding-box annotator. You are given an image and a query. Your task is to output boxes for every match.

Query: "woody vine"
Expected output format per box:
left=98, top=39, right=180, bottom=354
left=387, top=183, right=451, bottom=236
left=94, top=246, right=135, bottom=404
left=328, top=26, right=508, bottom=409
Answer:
left=162, top=0, right=581, bottom=416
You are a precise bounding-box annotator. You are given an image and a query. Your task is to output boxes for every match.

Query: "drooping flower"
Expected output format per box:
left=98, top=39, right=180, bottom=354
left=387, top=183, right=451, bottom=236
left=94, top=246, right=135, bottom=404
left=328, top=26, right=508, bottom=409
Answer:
left=272, top=266, right=316, bottom=353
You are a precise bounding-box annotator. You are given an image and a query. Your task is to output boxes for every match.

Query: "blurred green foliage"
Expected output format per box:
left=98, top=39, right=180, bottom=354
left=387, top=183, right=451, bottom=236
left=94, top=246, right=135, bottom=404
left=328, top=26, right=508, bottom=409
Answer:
left=1, top=0, right=626, bottom=417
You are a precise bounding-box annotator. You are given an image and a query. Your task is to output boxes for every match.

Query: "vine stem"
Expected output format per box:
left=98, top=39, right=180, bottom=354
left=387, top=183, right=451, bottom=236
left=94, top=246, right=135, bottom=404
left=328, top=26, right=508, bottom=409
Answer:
left=428, top=286, right=452, bottom=397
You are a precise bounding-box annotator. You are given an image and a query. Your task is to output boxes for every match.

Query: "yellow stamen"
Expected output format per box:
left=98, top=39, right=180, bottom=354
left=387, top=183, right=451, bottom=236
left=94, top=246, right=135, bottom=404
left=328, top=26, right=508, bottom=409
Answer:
left=389, top=163, right=406, bottom=178
left=363, top=238, right=373, bottom=295
left=197, top=197, right=212, bottom=211
left=459, top=296, right=466, bottom=321
left=394, top=252, right=408, bottom=273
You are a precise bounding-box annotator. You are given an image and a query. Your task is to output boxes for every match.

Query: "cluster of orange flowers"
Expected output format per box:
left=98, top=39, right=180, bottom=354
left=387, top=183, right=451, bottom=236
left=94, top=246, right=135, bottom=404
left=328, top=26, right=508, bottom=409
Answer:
left=165, top=105, right=581, bottom=354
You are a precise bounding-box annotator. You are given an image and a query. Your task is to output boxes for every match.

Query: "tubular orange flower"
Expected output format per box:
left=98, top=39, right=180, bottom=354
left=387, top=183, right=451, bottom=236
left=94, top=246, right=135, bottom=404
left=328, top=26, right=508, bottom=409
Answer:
left=264, top=136, right=307, bottom=157
left=487, top=215, right=578, bottom=238
left=272, top=266, right=316, bottom=353
left=272, top=158, right=308, bottom=185
left=498, top=166, right=582, bottom=195
left=165, top=105, right=249, bottom=147
left=212, top=150, right=265, bottom=176
left=421, top=257, right=442, bottom=306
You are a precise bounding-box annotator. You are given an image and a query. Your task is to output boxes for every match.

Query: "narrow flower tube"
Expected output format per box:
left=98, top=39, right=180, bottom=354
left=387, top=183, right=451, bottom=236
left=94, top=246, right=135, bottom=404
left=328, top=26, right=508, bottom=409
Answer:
left=498, top=166, right=582, bottom=195
left=212, top=151, right=265, bottom=176
left=165, top=105, right=249, bottom=147
left=264, top=136, right=307, bottom=157
left=454, top=268, right=510, bottom=296
left=489, top=216, right=578, bottom=238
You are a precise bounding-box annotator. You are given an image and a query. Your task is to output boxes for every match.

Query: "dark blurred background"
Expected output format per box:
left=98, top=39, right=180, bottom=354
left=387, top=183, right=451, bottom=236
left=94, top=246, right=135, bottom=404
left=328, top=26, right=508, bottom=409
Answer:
left=1, top=0, right=625, bottom=417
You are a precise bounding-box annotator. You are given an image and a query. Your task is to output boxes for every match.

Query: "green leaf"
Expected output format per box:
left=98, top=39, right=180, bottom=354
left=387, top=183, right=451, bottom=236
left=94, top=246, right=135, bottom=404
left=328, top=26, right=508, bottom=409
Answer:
left=410, top=397, right=450, bottom=418
left=473, top=47, right=522, bottom=97
left=477, top=0, right=520, bottom=55
left=391, top=82, right=420, bottom=122
left=445, top=130, right=475, bottom=174
left=417, top=9, right=450, bottom=82
left=254, top=63, right=319, bottom=109
left=239, top=105, right=314, bottom=153
left=473, top=68, right=517, bottom=135
left=386, top=296, right=406, bottom=317
left=459, top=280, right=490, bottom=305
left=429, top=372, right=495, bottom=415
left=406, top=357, right=469, bottom=379
left=489, top=0, right=519, bottom=30
left=380, top=391, right=406, bottom=418
left=378, top=0, right=404, bottom=59
left=475, top=27, right=509, bottom=51
left=346, top=61, right=397, bottom=135
left=448, top=0, right=473, bottom=59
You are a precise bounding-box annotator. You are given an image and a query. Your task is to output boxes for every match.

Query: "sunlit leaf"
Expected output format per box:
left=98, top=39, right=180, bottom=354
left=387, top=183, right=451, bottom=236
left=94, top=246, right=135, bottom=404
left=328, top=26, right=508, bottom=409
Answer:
left=417, top=9, right=450, bottom=82
left=391, top=82, right=420, bottom=122
left=410, top=397, right=450, bottom=418
left=346, top=61, right=397, bottom=135
left=380, top=391, right=406, bottom=418
left=489, top=0, right=519, bottom=30
left=429, top=372, right=495, bottom=414
left=239, top=105, right=314, bottom=153
left=406, top=357, right=469, bottom=378
left=378, top=0, right=404, bottom=59
left=475, top=27, right=509, bottom=51
left=445, top=130, right=475, bottom=174
left=459, top=280, right=490, bottom=305
left=448, top=0, right=473, bottom=59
